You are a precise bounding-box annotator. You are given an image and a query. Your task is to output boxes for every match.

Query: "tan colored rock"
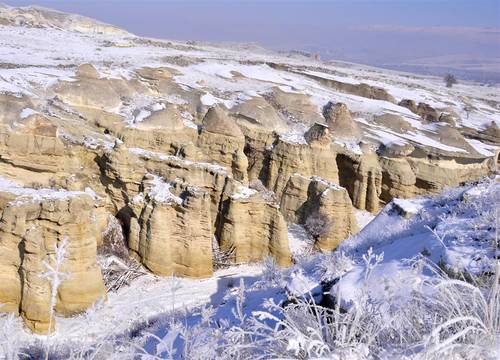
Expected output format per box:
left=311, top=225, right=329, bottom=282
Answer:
left=136, top=104, right=185, bottom=131
left=337, top=151, right=382, bottom=212
left=218, top=185, right=291, bottom=267
left=266, top=87, right=322, bottom=124
left=379, top=156, right=418, bottom=201
left=129, top=175, right=213, bottom=278
left=232, top=96, right=288, bottom=132
left=304, top=123, right=332, bottom=147
left=417, top=102, right=440, bottom=122
left=438, top=111, right=457, bottom=127
left=136, top=67, right=175, bottom=81
left=266, top=137, right=339, bottom=198
left=399, top=99, right=418, bottom=113
left=482, top=121, right=500, bottom=143
left=52, top=75, right=148, bottom=111
left=302, top=71, right=395, bottom=102
left=323, top=102, right=361, bottom=139
left=76, top=64, right=100, bottom=79
left=407, top=157, right=491, bottom=194
left=373, top=113, right=415, bottom=134
left=280, top=174, right=358, bottom=251
left=0, top=183, right=105, bottom=334
left=198, top=106, right=248, bottom=182
left=126, top=146, right=229, bottom=224
left=202, top=105, right=243, bottom=138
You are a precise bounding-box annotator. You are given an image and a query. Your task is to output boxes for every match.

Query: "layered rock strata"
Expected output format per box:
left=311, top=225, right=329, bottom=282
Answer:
left=0, top=181, right=105, bottom=334
left=280, top=174, right=358, bottom=251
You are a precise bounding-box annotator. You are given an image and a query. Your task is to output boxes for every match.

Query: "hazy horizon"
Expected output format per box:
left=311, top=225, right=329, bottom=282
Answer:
left=3, top=0, right=500, bottom=82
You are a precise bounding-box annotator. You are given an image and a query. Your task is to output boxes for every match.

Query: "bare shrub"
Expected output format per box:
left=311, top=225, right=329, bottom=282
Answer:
left=99, top=215, right=128, bottom=260
left=98, top=215, right=149, bottom=292
left=305, top=211, right=332, bottom=239
left=212, top=237, right=235, bottom=269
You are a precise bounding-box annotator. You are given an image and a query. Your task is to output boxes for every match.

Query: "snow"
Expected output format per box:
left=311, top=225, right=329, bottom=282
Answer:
left=334, top=139, right=363, bottom=155
left=19, top=108, right=38, bottom=119
left=129, top=147, right=227, bottom=174
left=285, top=269, right=321, bottom=298
left=41, top=263, right=263, bottom=348
left=287, top=224, right=313, bottom=256
left=465, top=138, right=498, bottom=157
left=0, top=176, right=88, bottom=205
left=180, top=111, right=199, bottom=129
left=340, top=178, right=499, bottom=275
left=354, top=209, right=375, bottom=230
left=0, top=20, right=497, bottom=156
left=200, top=92, right=218, bottom=106
left=231, top=185, right=257, bottom=200
left=147, top=175, right=183, bottom=205
left=1, top=178, right=497, bottom=358
left=392, top=197, right=427, bottom=217
left=134, top=108, right=151, bottom=123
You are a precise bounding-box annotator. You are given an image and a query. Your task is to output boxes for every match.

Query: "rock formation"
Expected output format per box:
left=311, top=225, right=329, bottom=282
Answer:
left=280, top=174, right=358, bottom=251
left=323, top=102, right=361, bottom=139
left=129, top=175, right=213, bottom=278
left=218, top=186, right=292, bottom=266
left=0, top=180, right=105, bottom=334
left=0, top=5, right=499, bottom=334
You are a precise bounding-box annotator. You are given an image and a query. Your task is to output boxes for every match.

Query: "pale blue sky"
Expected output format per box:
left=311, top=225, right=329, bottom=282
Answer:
left=3, top=0, right=500, bottom=81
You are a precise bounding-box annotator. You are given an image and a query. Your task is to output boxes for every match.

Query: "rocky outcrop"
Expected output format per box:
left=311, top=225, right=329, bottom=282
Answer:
left=336, top=148, right=382, bottom=213
left=399, top=99, right=441, bottom=122
left=323, top=102, right=361, bottom=139
left=1, top=8, right=499, bottom=336
left=218, top=186, right=291, bottom=266
left=232, top=96, right=288, bottom=132
left=280, top=174, right=358, bottom=251
left=128, top=175, right=213, bottom=278
left=0, top=181, right=105, bottom=334
left=197, top=106, right=248, bottom=182
left=264, top=87, right=322, bottom=124
left=266, top=137, right=339, bottom=198
left=299, top=71, right=396, bottom=103
left=304, top=123, right=332, bottom=147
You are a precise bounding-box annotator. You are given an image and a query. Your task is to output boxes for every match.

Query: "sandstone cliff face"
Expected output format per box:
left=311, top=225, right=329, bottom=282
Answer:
left=265, top=137, right=340, bottom=198
left=0, top=181, right=105, bottom=334
left=129, top=175, right=213, bottom=278
left=337, top=150, right=383, bottom=213
left=323, top=102, right=361, bottom=140
left=280, top=174, right=358, bottom=251
left=197, top=106, right=249, bottom=182
left=99, top=142, right=291, bottom=274
left=217, top=187, right=292, bottom=267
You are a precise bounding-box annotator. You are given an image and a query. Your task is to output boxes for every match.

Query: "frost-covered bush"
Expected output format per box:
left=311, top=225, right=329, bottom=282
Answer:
left=305, top=211, right=332, bottom=239
left=314, top=251, right=354, bottom=282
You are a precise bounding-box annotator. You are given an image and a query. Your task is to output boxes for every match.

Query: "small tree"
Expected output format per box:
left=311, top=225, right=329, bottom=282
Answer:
left=444, top=74, right=457, bottom=88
